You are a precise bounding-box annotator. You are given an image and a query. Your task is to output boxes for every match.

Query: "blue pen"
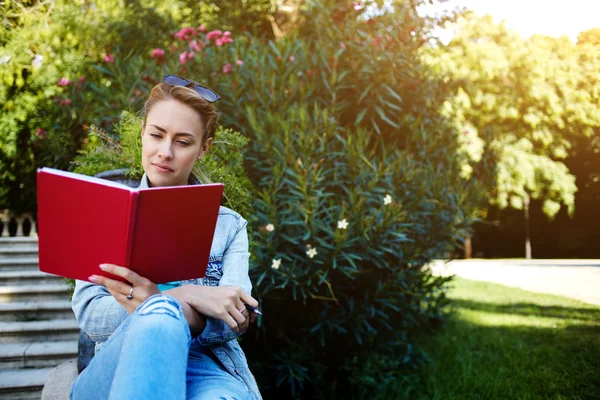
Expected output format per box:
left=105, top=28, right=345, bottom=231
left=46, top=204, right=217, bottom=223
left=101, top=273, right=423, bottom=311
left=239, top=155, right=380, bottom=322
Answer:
left=244, top=303, right=262, bottom=316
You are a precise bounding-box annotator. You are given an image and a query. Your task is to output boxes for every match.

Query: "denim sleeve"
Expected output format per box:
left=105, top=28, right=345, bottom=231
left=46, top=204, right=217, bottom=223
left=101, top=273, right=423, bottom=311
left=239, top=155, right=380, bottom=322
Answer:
left=71, top=279, right=129, bottom=342
left=196, top=217, right=253, bottom=345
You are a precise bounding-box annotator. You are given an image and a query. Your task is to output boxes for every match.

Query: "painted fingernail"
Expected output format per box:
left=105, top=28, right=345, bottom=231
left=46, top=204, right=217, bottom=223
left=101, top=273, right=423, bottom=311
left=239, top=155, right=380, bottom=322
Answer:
left=99, top=264, right=108, bottom=270
left=89, top=276, right=97, bottom=282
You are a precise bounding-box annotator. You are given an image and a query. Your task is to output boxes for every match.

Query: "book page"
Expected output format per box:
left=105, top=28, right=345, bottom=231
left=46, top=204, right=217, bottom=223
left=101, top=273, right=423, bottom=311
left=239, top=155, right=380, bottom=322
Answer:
left=39, top=167, right=135, bottom=191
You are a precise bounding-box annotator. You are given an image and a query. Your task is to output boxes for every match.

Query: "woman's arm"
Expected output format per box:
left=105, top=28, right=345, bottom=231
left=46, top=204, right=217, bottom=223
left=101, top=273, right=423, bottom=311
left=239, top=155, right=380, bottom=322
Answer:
left=71, top=280, right=129, bottom=342
left=183, top=217, right=259, bottom=345
left=88, top=264, right=207, bottom=337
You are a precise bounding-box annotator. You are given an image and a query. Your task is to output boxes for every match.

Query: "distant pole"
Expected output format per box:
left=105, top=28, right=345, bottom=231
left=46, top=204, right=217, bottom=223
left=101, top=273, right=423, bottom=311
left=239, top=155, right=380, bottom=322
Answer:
left=524, top=195, right=532, bottom=260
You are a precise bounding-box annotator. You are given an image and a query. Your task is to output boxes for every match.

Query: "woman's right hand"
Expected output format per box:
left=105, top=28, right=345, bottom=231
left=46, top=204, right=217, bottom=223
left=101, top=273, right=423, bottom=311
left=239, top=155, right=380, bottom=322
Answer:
left=176, top=285, right=259, bottom=332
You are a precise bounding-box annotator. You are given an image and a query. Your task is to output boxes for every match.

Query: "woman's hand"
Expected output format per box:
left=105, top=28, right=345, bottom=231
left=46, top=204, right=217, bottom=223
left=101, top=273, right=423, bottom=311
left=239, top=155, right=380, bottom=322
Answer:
left=177, top=285, right=259, bottom=333
left=89, top=264, right=161, bottom=314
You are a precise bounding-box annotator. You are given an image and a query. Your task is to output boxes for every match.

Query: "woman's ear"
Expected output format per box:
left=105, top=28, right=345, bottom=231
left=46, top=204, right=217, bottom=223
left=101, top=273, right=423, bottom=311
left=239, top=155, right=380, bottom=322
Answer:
left=197, top=137, right=213, bottom=161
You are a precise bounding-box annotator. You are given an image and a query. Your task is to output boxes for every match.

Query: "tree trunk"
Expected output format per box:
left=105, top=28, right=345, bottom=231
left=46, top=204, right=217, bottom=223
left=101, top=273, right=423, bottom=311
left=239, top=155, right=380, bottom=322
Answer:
left=524, top=195, right=532, bottom=260
left=464, top=236, right=472, bottom=259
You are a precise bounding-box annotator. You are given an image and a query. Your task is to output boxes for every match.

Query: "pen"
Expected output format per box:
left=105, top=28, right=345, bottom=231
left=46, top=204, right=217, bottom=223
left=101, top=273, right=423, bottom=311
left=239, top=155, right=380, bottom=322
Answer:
left=244, top=303, right=262, bottom=316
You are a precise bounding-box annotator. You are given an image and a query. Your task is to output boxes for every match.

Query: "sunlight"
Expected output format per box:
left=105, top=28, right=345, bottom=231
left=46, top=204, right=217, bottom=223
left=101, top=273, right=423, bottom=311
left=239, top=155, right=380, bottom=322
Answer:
left=420, top=0, right=600, bottom=43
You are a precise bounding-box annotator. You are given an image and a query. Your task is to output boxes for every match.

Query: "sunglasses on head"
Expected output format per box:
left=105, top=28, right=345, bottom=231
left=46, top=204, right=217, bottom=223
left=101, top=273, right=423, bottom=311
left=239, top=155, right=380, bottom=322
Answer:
left=162, top=74, right=221, bottom=103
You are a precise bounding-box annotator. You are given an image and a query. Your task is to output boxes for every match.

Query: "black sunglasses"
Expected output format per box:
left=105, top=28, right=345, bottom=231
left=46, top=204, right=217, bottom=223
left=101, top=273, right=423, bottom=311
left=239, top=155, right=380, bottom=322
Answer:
left=162, top=74, right=221, bottom=103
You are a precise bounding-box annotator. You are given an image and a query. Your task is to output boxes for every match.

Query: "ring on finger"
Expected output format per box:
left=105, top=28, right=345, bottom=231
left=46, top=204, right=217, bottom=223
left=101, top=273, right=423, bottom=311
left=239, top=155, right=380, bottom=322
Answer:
left=126, top=286, right=134, bottom=300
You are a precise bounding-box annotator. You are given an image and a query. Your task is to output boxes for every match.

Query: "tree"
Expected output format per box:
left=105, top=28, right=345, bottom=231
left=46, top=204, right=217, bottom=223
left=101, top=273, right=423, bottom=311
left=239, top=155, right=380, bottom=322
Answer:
left=428, top=15, right=600, bottom=258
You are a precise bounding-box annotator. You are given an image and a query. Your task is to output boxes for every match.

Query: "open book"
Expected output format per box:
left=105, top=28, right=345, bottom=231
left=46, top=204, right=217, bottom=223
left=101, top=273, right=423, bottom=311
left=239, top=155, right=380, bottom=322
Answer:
left=36, top=167, right=224, bottom=284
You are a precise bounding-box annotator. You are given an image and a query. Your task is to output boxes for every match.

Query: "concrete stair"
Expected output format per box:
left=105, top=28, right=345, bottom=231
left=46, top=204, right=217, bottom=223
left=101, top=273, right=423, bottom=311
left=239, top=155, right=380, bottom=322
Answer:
left=0, top=237, right=77, bottom=400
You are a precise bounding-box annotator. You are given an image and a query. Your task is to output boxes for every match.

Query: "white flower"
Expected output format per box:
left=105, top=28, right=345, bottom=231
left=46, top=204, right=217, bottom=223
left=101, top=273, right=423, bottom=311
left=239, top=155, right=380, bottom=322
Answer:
left=265, top=223, right=275, bottom=232
left=0, top=55, right=11, bottom=66
left=306, top=247, right=318, bottom=259
left=337, top=219, right=348, bottom=229
left=383, top=194, right=393, bottom=205
left=271, top=258, right=281, bottom=270
left=32, top=54, right=43, bottom=68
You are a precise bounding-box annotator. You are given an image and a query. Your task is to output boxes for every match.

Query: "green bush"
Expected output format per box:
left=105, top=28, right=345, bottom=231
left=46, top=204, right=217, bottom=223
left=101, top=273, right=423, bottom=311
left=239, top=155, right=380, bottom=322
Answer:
left=241, top=104, right=459, bottom=398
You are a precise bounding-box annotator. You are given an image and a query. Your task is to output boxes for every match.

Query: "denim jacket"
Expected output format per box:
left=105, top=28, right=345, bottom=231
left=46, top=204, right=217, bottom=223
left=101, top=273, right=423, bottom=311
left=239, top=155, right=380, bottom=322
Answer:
left=71, top=173, right=261, bottom=399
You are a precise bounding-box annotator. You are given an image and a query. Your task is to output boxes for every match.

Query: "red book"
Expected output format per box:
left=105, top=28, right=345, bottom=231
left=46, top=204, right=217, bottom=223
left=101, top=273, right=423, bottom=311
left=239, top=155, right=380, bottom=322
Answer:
left=36, top=167, right=224, bottom=284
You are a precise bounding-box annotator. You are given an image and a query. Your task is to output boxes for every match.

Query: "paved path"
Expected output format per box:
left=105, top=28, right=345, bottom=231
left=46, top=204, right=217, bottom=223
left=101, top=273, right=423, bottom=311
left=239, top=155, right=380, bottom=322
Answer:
left=429, top=259, right=600, bottom=306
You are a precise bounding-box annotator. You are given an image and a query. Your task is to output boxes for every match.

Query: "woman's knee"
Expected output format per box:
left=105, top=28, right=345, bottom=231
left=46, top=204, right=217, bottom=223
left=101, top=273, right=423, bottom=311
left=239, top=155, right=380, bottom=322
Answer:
left=137, top=294, right=184, bottom=318
left=132, top=295, right=190, bottom=338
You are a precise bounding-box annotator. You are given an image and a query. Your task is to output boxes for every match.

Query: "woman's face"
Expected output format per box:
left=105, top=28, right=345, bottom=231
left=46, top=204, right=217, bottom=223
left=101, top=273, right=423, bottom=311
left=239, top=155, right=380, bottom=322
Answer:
left=141, top=99, right=212, bottom=187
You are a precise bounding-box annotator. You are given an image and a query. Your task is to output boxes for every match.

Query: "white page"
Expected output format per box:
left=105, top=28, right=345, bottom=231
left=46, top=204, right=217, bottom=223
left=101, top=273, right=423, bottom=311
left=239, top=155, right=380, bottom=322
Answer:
left=39, top=167, right=135, bottom=191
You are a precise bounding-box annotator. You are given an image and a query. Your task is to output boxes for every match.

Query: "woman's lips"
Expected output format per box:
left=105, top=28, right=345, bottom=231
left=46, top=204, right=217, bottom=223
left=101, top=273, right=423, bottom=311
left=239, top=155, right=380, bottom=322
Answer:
left=153, top=163, right=173, bottom=173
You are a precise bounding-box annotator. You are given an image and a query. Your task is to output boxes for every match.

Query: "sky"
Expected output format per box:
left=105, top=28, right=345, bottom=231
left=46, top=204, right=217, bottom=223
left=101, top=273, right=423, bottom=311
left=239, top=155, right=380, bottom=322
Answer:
left=418, top=0, right=600, bottom=43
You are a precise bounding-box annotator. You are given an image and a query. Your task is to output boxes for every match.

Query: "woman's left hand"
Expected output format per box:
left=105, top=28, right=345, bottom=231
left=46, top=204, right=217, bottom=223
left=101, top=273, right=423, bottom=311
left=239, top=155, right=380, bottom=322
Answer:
left=90, top=263, right=161, bottom=314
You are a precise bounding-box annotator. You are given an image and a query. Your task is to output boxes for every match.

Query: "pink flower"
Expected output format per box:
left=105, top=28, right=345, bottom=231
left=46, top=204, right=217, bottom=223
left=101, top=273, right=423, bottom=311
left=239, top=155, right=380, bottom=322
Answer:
left=206, top=30, right=223, bottom=41
left=215, top=38, right=223, bottom=47
left=64, top=98, right=71, bottom=105
left=78, top=76, right=85, bottom=83
left=57, top=77, right=71, bottom=87
left=189, top=40, right=204, bottom=52
left=236, top=59, right=243, bottom=66
left=223, top=63, right=233, bottom=74
left=340, top=42, right=346, bottom=49
left=179, top=52, right=188, bottom=65
left=35, top=128, right=47, bottom=139
left=187, top=51, right=195, bottom=59
left=222, top=36, right=233, bottom=44
left=289, top=56, right=295, bottom=62
left=104, top=54, right=115, bottom=63
left=134, top=89, right=142, bottom=96
left=174, top=27, right=196, bottom=41
left=198, top=24, right=206, bottom=32
left=150, top=48, right=165, bottom=59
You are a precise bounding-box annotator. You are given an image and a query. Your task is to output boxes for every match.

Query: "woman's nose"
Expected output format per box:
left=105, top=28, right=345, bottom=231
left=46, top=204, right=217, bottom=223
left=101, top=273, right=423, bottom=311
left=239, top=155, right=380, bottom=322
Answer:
left=158, top=142, right=173, bottom=159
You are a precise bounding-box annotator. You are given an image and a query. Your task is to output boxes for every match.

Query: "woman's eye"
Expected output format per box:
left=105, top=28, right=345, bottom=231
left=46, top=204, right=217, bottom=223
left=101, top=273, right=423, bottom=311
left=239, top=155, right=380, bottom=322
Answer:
left=177, top=141, right=191, bottom=146
left=150, top=133, right=162, bottom=138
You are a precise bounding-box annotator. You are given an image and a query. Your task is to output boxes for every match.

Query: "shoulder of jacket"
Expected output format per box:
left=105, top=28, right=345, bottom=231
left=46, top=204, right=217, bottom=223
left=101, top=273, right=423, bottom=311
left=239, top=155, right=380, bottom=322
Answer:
left=217, top=206, right=248, bottom=226
left=218, top=205, right=242, bottom=218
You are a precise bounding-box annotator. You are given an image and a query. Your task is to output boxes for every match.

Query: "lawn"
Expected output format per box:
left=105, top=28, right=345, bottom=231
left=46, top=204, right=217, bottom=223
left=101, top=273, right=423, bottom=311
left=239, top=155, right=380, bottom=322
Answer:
left=401, top=278, right=600, bottom=400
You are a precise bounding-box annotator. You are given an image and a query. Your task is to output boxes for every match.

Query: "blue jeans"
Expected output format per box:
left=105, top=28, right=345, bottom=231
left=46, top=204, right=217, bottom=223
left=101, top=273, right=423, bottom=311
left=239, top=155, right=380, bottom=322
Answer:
left=70, top=295, right=252, bottom=400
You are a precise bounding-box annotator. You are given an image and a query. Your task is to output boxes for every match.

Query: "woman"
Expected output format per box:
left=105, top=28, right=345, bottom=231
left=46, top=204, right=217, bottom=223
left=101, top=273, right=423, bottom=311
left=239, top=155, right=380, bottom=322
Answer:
left=70, top=75, right=262, bottom=400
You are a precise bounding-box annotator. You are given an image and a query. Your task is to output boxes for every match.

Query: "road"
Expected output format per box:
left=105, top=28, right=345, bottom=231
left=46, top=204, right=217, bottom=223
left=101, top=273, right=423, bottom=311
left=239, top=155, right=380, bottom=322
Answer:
left=429, top=259, right=600, bottom=306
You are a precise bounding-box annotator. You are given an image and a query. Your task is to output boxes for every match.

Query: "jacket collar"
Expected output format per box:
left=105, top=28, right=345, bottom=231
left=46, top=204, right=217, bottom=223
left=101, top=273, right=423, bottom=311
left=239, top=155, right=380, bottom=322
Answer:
left=138, top=173, right=201, bottom=189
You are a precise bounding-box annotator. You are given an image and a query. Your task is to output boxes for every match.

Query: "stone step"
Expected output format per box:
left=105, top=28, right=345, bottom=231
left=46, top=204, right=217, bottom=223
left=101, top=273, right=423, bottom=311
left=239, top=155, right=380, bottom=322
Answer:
left=0, top=284, right=70, bottom=303
left=0, top=300, right=74, bottom=322
left=0, top=367, right=52, bottom=400
left=0, top=247, right=39, bottom=260
left=0, top=319, right=79, bottom=344
left=0, top=270, right=62, bottom=286
left=0, top=340, right=77, bottom=370
left=0, top=237, right=38, bottom=250
left=0, top=258, right=39, bottom=271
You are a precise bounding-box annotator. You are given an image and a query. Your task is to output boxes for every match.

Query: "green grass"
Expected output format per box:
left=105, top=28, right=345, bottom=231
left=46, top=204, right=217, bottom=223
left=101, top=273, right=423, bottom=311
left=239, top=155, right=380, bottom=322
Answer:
left=403, top=278, right=600, bottom=400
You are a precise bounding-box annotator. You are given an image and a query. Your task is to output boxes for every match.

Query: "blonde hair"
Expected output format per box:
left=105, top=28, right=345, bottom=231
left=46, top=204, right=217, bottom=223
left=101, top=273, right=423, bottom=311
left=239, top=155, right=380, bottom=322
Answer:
left=143, top=82, right=219, bottom=143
